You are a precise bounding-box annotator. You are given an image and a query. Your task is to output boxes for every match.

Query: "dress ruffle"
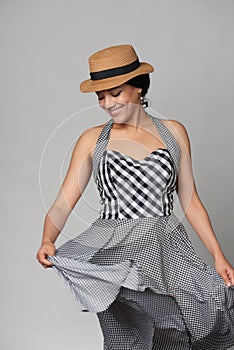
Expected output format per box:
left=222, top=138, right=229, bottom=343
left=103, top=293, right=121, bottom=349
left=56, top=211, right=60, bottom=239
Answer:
left=48, top=213, right=234, bottom=349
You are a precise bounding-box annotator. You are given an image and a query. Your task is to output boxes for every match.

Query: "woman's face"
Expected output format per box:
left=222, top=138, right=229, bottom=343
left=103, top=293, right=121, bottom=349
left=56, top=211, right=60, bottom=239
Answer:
left=95, top=83, right=142, bottom=119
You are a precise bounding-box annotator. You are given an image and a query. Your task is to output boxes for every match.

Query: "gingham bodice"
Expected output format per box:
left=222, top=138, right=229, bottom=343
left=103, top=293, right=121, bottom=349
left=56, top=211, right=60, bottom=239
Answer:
left=93, top=114, right=181, bottom=219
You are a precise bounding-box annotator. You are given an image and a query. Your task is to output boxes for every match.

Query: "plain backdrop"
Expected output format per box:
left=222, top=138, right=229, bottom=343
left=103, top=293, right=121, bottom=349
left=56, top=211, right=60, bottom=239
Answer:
left=1, top=0, right=234, bottom=349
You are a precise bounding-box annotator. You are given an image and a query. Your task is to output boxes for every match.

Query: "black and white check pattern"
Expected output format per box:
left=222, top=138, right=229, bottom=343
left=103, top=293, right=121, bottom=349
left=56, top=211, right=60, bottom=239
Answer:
left=97, top=287, right=191, bottom=350
left=94, top=114, right=179, bottom=219
left=48, top=114, right=234, bottom=350
left=98, top=148, right=176, bottom=219
left=92, top=113, right=180, bottom=184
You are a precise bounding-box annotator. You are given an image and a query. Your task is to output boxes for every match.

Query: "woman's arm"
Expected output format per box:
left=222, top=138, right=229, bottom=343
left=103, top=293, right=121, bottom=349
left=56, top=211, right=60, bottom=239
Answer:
left=165, top=119, right=234, bottom=286
left=36, top=126, right=101, bottom=268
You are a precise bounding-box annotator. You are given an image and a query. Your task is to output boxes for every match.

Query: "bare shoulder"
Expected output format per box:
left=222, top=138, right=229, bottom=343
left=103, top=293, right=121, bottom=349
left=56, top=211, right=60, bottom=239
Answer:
left=161, top=118, right=191, bottom=150
left=79, top=123, right=106, bottom=141
left=73, top=122, right=107, bottom=157
left=161, top=118, right=188, bottom=136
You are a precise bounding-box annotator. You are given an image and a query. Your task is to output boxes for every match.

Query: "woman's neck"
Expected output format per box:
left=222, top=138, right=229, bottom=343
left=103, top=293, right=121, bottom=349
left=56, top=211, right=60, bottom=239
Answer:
left=112, top=106, right=151, bottom=132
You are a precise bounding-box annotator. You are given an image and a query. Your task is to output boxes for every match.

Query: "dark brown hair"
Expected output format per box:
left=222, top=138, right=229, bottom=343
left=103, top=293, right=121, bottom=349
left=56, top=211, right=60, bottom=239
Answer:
left=125, top=74, right=150, bottom=97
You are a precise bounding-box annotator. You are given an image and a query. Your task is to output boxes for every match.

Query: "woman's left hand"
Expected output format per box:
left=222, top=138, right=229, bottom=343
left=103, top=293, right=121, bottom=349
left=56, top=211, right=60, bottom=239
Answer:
left=215, top=256, right=234, bottom=287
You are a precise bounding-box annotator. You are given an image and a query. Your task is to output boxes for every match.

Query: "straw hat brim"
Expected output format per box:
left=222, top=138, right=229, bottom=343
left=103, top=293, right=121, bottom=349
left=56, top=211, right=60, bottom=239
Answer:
left=80, top=62, right=154, bottom=93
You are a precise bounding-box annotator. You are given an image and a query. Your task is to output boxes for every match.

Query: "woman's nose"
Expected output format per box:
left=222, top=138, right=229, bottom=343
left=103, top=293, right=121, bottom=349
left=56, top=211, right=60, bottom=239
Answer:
left=101, top=95, right=115, bottom=109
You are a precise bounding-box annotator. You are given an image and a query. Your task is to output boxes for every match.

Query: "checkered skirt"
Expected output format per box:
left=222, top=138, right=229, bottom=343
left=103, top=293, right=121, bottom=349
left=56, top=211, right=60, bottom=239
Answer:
left=48, top=114, right=234, bottom=349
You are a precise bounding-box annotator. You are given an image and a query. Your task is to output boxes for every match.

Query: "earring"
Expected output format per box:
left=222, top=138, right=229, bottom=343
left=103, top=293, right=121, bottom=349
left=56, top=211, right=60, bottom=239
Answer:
left=140, top=96, right=151, bottom=109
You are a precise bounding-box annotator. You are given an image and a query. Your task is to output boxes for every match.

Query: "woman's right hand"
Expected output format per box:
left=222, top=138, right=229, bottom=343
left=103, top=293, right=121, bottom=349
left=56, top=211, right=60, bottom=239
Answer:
left=36, top=241, right=56, bottom=268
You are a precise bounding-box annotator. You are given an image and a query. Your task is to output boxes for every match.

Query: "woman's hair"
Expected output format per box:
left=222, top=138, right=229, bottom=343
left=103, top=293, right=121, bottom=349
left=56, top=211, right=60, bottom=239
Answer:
left=125, top=74, right=150, bottom=97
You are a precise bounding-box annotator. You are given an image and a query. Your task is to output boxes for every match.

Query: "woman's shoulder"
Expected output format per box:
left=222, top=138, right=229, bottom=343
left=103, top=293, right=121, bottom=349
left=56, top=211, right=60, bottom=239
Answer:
left=160, top=118, right=191, bottom=150
left=161, top=118, right=187, bottom=133
left=80, top=122, right=106, bottom=140
left=75, top=122, right=107, bottom=151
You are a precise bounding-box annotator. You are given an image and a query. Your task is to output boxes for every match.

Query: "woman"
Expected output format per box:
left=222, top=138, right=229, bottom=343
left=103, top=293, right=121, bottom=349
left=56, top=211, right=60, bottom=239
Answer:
left=36, top=44, right=234, bottom=349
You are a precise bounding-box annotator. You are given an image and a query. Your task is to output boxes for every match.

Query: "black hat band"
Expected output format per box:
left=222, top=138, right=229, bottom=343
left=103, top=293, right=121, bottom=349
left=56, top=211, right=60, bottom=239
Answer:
left=89, top=59, right=140, bottom=81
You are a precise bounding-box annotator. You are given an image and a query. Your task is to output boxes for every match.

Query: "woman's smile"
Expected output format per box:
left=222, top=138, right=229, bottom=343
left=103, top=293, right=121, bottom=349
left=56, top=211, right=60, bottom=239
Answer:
left=108, top=105, right=124, bottom=117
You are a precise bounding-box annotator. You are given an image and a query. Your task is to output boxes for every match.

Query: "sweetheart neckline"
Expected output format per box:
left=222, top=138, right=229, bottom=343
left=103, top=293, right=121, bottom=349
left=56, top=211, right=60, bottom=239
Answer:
left=104, top=147, right=169, bottom=162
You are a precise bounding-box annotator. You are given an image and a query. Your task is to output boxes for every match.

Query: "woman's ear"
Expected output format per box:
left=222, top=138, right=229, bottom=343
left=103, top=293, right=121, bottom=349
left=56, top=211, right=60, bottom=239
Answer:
left=137, top=88, right=143, bottom=96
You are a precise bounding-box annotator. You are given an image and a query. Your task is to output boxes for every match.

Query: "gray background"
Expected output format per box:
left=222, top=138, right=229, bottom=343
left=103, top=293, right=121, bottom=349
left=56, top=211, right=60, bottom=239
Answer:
left=1, top=0, right=234, bottom=349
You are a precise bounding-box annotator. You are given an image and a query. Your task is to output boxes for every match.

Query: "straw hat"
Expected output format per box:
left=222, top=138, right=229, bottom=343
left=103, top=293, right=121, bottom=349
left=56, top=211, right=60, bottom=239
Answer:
left=80, top=44, right=154, bottom=93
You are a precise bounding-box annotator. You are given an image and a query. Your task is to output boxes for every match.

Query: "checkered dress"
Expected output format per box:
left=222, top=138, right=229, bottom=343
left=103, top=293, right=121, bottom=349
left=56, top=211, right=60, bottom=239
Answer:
left=48, top=114, right=234, bottom=350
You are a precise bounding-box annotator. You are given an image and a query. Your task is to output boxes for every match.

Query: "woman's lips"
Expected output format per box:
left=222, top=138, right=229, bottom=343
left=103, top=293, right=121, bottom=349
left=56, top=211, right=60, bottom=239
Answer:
left=108, top=106, right=123, bottom=117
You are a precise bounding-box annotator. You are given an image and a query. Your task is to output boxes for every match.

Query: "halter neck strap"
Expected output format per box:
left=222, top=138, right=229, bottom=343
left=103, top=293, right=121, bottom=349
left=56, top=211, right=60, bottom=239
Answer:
left=92, top=115, right=180, bottom=183
left=148, top=114, right=180, bottom=173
